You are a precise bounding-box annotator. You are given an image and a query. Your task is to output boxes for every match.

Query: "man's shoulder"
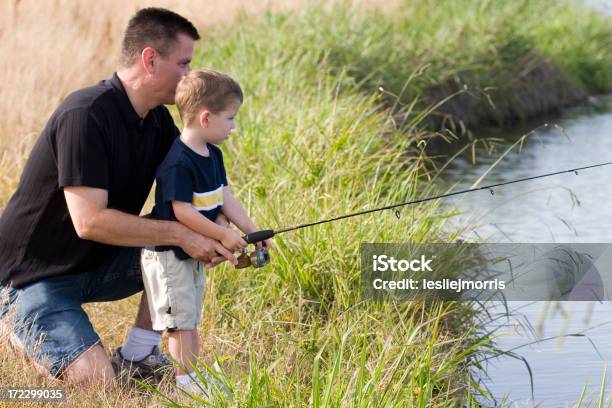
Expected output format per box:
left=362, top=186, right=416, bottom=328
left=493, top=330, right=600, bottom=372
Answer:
left=59, top=80, right=115, bottom=114
left=41, top=81, right=116, bottom=139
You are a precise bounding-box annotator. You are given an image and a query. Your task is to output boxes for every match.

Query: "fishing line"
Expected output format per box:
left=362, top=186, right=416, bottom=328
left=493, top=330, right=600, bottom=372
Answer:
left=242, top=161, right=612, bottom=244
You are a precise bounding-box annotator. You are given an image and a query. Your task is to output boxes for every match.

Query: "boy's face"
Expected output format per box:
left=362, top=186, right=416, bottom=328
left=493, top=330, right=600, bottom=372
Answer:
left=201, top=99, right=241, bottom=144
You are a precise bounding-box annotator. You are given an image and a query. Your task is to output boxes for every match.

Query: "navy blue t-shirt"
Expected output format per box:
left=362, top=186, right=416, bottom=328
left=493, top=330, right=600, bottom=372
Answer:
left=151, top=138, right=228, bottom=259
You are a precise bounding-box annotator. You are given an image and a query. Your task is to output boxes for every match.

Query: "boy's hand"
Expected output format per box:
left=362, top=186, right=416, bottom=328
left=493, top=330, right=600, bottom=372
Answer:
left=221, top=229, right=247, bottom=252
left=255, top=239, right=272, bottom=252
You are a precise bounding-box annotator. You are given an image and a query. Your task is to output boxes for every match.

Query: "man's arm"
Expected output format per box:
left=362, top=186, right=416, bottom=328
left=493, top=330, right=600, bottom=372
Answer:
left=64, top=186, right=237, bottom=265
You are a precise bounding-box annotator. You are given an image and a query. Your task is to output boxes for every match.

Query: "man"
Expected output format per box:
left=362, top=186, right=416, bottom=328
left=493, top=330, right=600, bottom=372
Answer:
left=0, top=8, right=235, bottom=385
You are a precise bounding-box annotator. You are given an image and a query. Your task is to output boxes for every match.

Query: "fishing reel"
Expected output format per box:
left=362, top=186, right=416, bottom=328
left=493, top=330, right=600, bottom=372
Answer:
left=236, top=247, right=270, bottom=268
left=235, top=230, right=275, bottom=269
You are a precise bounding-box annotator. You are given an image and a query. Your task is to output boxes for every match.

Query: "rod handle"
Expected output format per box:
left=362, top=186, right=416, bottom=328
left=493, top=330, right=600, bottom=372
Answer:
left=242, top=229, right=275, bottom=245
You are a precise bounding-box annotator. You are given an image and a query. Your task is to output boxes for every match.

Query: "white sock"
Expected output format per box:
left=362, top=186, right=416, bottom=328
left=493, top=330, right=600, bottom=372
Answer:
left=120, top=327, right=161, bottom=361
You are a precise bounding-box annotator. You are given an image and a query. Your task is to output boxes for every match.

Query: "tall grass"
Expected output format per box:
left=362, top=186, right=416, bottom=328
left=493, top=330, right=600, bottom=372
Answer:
left=249, top=0, right=612, bottom=129
left=167, top=27, right=488, bottom=403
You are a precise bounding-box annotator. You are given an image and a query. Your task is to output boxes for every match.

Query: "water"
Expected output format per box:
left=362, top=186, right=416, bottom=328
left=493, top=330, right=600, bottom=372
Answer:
left=582, top=0, right=612, bottom=14
left=439, top=95, right=612, bottom=406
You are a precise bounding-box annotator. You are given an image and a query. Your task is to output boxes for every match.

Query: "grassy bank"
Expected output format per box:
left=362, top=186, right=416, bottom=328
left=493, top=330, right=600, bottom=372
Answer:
left=1, top=0, right=612, bottom=406
left=257, top=0, right=612, bottom=130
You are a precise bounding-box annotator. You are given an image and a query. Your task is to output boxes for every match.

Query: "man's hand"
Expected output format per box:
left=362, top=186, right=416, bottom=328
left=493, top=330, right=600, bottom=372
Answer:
left=207, top=254, right=230, bottom=269
left=178, top=228, right=237, bottom=266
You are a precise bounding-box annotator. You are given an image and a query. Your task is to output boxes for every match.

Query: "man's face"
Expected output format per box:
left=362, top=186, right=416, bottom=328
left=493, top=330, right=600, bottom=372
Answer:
left=154, top=33, right=195, bottom=105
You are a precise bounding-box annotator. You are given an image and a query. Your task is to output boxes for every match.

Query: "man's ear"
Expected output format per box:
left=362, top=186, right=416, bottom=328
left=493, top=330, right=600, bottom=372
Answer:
left=141, top=47, right=156, bottom=74
left=198, top=110, right=210, bottom=128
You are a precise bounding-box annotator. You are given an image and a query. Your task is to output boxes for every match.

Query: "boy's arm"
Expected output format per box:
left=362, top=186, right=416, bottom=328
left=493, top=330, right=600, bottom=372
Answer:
left=221, top=187, right=258, bottom=234
left=222, top=188, right=271, bottom=250
left=172, top=200, right=246, bottom=252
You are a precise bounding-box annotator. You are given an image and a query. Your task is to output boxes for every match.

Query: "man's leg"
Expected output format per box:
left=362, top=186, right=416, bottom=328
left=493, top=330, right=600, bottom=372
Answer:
left=1, top=276, right=110, bottom=384
left=57, top=246, right=156, bottom=383
left=115, top=268, right=166, bottom=364
left=65, top=247, right=159, bottom=383
left=135, top=290, right=154, bottom=330
left=116, top=291, right=162, bottom=362
left=1, top=247, right=162, bottom=384
left=62, top=345, right=115, bottom=385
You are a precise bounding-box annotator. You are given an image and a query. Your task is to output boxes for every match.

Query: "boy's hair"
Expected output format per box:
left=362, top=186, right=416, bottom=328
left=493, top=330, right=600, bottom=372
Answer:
left=120, top=8, right=200, bottom=67
left=175, top=69, right=244, bottom=126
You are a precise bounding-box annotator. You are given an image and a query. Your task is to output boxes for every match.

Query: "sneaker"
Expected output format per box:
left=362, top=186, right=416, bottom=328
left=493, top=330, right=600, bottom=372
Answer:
left=111, top=345, right=173, bottom=383
left=177, top=370, right=231, bottom=401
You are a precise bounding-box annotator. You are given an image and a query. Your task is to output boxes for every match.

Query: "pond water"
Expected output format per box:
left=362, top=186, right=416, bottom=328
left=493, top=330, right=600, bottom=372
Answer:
left=440, top=94, right=612, bottom=406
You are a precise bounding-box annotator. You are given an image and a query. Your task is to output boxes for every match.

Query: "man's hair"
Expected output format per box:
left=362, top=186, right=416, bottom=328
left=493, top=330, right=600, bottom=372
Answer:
left=175, top=69, right=244, bottom=126
left=120, top=8, right=200, bottom=67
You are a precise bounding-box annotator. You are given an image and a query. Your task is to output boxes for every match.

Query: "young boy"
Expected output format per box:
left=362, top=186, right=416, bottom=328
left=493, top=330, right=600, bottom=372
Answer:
left=141, top=69, right=269, bottom=393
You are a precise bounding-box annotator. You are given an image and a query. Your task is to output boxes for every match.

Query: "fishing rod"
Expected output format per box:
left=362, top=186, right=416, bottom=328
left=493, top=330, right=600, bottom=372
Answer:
left=235, top=161, right=612, bottom=268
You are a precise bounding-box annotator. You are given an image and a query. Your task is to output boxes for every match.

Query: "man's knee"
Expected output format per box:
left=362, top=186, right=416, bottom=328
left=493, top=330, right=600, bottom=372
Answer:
left=61, top=345, right=115, bottom=386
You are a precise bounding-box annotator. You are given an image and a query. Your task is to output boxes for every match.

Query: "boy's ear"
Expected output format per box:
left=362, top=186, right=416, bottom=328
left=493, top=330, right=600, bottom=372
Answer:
left=198, top=110, right=210, bottom=128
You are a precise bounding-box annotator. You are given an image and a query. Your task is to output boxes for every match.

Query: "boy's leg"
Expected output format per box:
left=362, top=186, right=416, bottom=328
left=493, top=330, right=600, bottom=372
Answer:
left=191, top=328, right=200, bottom=366
left=192, top=260, right=205, bottom=364
left=142, top=252, right=203, bottom=382
left=168, top=330, right=197, bottom=375
left=135, top=250, right=201, bottom=382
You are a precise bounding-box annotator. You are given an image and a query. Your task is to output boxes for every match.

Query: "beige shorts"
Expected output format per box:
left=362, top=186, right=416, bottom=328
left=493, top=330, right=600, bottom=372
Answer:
left=141, top=249, right=206, bottom=331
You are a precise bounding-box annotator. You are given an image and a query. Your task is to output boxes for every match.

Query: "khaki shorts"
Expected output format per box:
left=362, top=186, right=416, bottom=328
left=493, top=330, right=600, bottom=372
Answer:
left=141, top=249, right=206, bottom=331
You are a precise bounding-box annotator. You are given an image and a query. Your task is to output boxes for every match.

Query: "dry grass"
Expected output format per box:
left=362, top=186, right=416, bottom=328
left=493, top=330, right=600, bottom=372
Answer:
left=0, top=0, right=303, bottom=206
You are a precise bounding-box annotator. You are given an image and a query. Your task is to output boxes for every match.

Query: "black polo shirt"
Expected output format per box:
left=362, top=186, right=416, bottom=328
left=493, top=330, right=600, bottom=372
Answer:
left=0, top=73, right=179, bottom=288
